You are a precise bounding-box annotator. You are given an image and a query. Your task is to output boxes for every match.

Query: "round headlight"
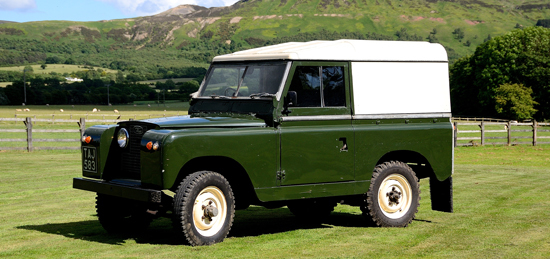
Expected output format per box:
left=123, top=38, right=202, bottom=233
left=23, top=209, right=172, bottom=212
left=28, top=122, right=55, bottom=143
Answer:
left=117, top=128, right=129, bottom=148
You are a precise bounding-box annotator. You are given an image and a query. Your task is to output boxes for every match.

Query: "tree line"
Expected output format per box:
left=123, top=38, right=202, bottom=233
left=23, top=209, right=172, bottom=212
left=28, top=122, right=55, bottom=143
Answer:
left=450, top=26, right=550, bottom=121
left=0, top=77, right=201, bottom=106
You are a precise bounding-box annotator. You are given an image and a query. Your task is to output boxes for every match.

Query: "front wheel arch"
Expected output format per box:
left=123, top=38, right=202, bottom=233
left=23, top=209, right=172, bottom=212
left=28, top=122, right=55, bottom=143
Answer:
left=172, top=156, right=258, bottom=210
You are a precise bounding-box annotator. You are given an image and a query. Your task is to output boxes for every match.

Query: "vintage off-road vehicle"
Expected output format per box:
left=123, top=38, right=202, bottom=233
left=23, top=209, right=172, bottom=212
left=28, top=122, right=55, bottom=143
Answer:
left=74, top=39, right=454, bottom=246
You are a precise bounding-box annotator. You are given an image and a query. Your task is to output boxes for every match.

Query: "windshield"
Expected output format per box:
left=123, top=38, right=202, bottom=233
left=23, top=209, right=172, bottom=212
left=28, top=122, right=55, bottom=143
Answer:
left=199, top=61, right=289, bottom=98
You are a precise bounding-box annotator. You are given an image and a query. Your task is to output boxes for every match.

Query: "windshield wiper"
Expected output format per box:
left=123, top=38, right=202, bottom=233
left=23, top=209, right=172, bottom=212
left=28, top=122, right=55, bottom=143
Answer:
left=233, top=66, right=249, bottom=97
left=249, top=93, right=276, bottom=99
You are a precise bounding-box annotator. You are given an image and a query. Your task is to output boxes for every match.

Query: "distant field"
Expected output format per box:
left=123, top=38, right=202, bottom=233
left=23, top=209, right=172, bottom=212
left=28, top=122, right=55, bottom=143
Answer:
left=0, top=82, right=9, bottom=88
left=0, top=103, right=190, bottom=122
left=138, top=78, right=194, bottom=85
left=0, top=64, right=118, bottom=75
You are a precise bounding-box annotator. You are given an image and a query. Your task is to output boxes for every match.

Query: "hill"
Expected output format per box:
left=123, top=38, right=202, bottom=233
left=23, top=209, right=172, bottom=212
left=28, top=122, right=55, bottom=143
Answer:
left=0, top=0, right=549, bottom=78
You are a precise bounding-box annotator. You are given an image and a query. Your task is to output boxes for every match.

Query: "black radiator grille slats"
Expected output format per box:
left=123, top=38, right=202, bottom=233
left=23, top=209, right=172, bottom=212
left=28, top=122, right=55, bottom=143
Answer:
left=120, top=124, right=148, bottom=179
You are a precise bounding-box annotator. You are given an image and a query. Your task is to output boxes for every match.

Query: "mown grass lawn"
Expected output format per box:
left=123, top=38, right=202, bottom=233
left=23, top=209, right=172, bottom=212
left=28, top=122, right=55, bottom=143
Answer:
left=0, top=146, right=549, bottom=258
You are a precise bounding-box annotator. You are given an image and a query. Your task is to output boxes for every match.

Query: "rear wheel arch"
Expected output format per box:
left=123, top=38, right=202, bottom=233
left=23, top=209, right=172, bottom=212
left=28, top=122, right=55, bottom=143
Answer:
left=172, top=156, right=258, bottom=210
left=376, top=150, right=434, bottom=179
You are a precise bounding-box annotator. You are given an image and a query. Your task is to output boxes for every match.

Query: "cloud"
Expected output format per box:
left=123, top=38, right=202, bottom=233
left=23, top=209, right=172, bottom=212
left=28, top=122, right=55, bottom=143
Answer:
left=0, top=0, right=36, bottom=11
left=97, top=0, right=239, bottom=16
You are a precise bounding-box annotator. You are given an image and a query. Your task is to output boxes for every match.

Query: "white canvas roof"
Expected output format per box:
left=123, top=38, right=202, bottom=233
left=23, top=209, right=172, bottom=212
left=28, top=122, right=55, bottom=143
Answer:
left=212, top=39, right=448, bottom=62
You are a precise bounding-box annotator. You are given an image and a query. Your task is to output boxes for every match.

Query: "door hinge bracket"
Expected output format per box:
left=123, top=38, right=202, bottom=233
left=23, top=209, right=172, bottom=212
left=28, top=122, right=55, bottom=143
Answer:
left=276, top=170, right=286, bottom=181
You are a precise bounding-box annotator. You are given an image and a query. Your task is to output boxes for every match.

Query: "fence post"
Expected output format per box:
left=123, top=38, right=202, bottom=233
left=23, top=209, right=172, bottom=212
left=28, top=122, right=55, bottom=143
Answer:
left=24, top=117, right=33, bottom=152
left=79, top=118, right=86, bottom=139
left=507, top=121, right=511, bottom=146
left=480, top=121, right=485, bottom=146
left=453, top=122, right=458, bottom=147
left=533, top=120, right=537, bottom=146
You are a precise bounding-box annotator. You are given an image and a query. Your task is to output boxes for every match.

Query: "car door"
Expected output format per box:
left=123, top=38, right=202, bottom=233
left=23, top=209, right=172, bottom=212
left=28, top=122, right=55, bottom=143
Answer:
left=279, top=61, right=354, bottom=186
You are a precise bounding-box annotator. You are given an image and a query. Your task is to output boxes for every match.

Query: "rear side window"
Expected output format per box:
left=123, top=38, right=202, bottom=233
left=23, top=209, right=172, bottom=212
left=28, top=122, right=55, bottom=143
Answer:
left=289, top=66, right=345, bottom=107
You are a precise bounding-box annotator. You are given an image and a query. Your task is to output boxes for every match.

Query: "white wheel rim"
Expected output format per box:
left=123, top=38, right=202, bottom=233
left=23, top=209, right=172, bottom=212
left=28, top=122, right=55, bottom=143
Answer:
left=378, top=174, right=412, bottom=219
left=192, top=186, right=227, bottom=237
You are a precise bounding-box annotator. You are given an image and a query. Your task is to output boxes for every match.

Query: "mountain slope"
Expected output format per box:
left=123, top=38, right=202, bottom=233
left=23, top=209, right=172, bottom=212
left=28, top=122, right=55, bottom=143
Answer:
left=0, top=0, right=548, bottom=74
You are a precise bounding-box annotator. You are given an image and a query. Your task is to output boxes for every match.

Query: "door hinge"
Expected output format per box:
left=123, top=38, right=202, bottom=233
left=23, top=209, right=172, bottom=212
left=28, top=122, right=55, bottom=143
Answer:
left=277, top=170, right=286, bottom=181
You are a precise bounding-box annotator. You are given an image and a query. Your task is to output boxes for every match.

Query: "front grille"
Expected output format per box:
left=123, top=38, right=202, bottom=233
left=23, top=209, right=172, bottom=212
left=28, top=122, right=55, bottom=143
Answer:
left=120, top=124, right=149, bottom=179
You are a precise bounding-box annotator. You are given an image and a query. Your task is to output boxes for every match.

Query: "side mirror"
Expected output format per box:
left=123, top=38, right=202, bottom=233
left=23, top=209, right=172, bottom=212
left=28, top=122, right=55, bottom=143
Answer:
left=285, top=91, right=297, bottom=107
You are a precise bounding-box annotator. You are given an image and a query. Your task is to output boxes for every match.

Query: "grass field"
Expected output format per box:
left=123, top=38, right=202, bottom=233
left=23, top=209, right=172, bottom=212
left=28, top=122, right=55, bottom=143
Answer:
left=0, top=145, right=549, bottom=258
left=0, top=64, right=118, bottom=75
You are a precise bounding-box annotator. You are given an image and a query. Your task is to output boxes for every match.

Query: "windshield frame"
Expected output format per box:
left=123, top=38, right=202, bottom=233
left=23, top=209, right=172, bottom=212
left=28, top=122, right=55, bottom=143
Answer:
left=196, top=61, right=292, bottom=101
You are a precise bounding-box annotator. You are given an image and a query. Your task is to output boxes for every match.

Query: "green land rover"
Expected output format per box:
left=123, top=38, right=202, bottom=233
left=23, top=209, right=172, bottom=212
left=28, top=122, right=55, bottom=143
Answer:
left=74, top=39, right=454, bottom=246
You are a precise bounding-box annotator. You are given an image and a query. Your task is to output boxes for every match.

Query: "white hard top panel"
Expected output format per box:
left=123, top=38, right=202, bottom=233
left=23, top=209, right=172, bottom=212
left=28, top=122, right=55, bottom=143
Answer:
left=213, top=39, right=448, bottom=62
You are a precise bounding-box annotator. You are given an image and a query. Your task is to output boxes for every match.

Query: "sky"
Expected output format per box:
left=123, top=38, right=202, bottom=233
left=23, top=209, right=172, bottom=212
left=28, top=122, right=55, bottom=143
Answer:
left=0, top=0, right=240, bottom=23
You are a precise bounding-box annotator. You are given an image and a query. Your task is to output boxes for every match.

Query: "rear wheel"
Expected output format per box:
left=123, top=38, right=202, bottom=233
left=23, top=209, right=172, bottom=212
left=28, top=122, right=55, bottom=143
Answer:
left=95, top=194, right=152, bottom=233
left=361, top=161, right=420, bottom=227
left=172, top=171, right=235, bottom=246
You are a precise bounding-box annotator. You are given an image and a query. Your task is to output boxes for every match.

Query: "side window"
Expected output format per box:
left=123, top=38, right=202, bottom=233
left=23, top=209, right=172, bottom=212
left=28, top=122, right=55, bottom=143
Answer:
left=289, top=66, right=322, bottom=107
left=288, top=66, right=345, bottom=107
left=323, top=66, right=345, bottom=107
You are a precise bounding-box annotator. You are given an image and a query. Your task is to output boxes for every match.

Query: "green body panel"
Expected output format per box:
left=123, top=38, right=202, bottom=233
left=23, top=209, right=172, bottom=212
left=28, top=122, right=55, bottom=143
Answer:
left=140, top=130, right=168, bottom=188
left=352, top=118, right=454, bottom=181
left=82, top=125, right=117, bottom=179
left=144, top=115, right=267, bottom=128
left=280, top=119, right=354, bottom=185
left=255, top=180, right=370, bottom=201
left=144, top=126, right=279, bottom=190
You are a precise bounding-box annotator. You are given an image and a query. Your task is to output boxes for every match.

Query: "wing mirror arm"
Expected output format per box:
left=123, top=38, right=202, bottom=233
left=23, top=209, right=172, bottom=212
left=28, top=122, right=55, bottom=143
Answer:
left=282, top=91, right=297, bottom=115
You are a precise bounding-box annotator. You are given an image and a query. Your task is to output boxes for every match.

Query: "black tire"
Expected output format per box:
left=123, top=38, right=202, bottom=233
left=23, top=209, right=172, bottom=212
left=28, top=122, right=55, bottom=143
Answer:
left=361, top=161, right=420, bottom=227
left=288, top=200, right=336, bottom=223
left=95, top=194, right=152, bottom=234
left=172, top=171, right=235, bottom=246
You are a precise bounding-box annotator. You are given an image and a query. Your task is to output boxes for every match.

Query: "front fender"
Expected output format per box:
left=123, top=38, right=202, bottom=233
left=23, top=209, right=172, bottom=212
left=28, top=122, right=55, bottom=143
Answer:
left=150, top=127, right=279, bottom=190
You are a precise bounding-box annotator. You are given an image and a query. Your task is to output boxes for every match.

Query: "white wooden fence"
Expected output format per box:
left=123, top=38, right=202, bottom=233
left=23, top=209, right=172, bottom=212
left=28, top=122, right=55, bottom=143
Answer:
left=453, top=120, right=550, bottom=147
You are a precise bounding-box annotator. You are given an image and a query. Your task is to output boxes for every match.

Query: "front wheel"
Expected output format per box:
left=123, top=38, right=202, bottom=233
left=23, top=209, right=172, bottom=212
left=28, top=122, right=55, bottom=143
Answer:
left=172, top=171, right=235, bottom=246
left=361, top=161, right=420, bottom=227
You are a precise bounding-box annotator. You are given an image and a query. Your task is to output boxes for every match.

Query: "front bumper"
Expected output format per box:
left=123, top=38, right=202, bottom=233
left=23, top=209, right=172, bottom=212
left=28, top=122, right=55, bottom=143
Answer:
left=73, top=178, right=162, bottom=203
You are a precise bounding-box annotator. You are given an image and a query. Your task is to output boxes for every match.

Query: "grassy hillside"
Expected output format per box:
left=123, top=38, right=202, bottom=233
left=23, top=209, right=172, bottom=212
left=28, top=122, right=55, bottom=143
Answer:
left=0, top=0, right=548, bottom=71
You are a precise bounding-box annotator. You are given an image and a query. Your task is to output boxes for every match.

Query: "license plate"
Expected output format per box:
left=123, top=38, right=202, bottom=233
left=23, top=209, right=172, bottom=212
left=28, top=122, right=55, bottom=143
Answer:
left=82, top=146, right=98, bottom=173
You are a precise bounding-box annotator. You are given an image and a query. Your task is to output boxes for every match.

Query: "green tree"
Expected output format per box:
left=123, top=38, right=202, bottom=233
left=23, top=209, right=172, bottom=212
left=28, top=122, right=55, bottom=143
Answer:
left=452, top=28, right=465, bottom=41
left=164, top=79, right=176, bottom=90
left=494, top=83, right=538, bottom=120
left=41, top=64, right=47, bottom=70
left=24, top=65, right=33, bottom=73
left=116, top=71, right=125, bottom=83
left=180, top=80, right=200, bottom=93
left=126, top=73, right=143, bottom=83
left=450, top=26, right=550, bottom=120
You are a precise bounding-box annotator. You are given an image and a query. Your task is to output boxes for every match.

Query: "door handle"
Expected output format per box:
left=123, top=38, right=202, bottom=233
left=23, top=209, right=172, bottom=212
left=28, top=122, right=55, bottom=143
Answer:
left=339, top=137, right=348, bottom=152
